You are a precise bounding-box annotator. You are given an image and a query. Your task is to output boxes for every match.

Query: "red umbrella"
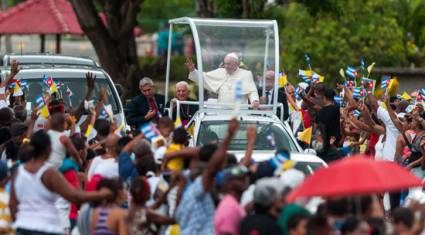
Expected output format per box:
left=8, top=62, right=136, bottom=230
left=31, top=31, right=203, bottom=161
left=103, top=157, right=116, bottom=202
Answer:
left=286, top=155, right=422, bottom=202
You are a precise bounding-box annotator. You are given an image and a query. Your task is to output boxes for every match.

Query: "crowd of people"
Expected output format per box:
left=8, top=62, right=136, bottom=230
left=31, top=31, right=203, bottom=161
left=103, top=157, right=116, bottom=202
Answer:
left=0, top=56, right=424, bottom=235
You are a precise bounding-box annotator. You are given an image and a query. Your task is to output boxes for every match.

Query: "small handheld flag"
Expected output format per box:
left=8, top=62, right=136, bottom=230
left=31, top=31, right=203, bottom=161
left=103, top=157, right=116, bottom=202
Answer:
left=352, top=109, right=361, bottom=117
left=345, top=66, right=358, bottom=79
left=35, top=96, right=45, bottom=107
left=367, top=62, right=375, bottom=77
left=298, top=69, right=313, bottom=77
left=278, top=72, right=287, bottom=88
left=43, top=75, right=58, bottom=93
left=353, top=87, right=366, bottom=98
left=361, top=77, right=376, bottom=94
left=381, top=76, right=391, bottom=89
left=13, top=82, right=23, bottom=96
left=139, top=122, right=161, bottom=143
left=297, top=127, right=312, bottom=145
left=344, top=80, right=356, bottom=88
left=334, top=96, right=343, bottom=105
left=174, top=115, right=182, bottom=128
left=400, top=92, right=412, bottom=101
left=339, top=68, right=346, bottom=79
left=66, top=86, right=73, bottom=97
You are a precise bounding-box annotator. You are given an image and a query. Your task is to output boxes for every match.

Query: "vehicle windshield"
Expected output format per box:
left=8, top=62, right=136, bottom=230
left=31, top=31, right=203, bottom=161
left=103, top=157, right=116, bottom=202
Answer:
left=197, top=121, right=298, bottom=151
left=184, top=20, right=276, bottom=101
left=24, top=78, right=120, bottom=113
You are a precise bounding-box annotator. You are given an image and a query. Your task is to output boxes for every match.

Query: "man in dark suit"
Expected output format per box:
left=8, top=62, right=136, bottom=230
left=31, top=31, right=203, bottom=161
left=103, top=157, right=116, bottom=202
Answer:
left=127, top=77, right=165, bottom=127
left=166, top=81, right=198, bottom=126
left=258, top=70, right=289, bottom=121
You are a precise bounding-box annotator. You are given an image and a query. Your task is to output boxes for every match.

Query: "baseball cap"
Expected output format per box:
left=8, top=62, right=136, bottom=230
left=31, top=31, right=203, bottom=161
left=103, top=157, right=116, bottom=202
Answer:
left=222, top=165, right=249, bottom=182
left=253, top=177, right=284, bottom=207
left=217, top=165, right=249, bottom=186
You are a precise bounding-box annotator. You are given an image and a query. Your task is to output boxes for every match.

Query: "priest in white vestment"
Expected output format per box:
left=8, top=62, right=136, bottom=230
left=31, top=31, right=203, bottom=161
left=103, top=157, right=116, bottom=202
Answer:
left=185, top=53, right=260, bottom=108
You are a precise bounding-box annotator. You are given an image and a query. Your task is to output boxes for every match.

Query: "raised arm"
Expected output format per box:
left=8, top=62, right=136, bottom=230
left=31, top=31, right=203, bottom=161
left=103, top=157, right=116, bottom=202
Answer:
left=341, top=85, right=359, bottom=109
left=299, top=86, right=321, bottom=111
left=384, top=95, right=404, bottom=132
left=1, top=60, right=20, bottom=88
left=202, top=118, right=239, bottom=191
left=360, top=105, right=385, bottom=135
left=240, top=125, right=256, bottom=167
left=43, top=168, right=111, bottom=203
left=74, top=72, right=96, bottom=120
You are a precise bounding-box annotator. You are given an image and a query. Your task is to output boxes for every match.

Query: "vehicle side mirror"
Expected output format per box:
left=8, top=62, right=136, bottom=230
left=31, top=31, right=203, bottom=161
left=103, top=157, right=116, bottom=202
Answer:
left=304, top=148, right=317, bottom=155
left=114, top=83, right=124, bottom=97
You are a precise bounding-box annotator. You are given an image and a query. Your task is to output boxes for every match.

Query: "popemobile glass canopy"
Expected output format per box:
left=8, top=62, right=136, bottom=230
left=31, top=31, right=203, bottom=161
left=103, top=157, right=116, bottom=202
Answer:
left=165, top=17, right=280, bottom=113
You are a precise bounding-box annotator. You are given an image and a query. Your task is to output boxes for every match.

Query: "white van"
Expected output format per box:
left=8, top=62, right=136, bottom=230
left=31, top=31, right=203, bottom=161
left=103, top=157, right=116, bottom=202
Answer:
left=1, top=54, right=126, bottom=127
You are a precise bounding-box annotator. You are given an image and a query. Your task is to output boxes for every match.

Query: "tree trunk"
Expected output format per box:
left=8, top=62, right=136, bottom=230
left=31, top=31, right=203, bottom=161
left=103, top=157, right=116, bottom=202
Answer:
left=69, top=0, right=143, bottom=98
left=196, top=0, right=214, bottom=17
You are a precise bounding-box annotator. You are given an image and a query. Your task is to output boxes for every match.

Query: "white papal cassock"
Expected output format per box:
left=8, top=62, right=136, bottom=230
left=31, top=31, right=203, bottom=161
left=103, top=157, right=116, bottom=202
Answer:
left=188, top=67, right=259, bottom=104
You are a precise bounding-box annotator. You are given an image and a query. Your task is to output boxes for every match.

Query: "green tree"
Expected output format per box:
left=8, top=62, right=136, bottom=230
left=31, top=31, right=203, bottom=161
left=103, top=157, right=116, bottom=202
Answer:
left=393, top=0, right=425, bottom=66
left=137, top=0, right=195, bottom=33
left=266, top=0, right=406, bottom=85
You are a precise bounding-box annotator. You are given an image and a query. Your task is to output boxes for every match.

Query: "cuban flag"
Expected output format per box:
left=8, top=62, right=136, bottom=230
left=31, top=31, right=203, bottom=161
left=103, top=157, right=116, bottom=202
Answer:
left=345, top=66, right=358, bottom=79
left=344, top=80, right=356, bottom=88
left=56, top=82, right=64, bottom=89
left=334, top=96, right=343, bottom=105
left=361, top=77, right=376, bottom=93
left=139, top=122, right=161, bottom=142
left=381, top=76, right=391, bottom=89
left=8, top=79, right=27, bottom=88
left=295, top=86, right=303, bottom=100
left=352, top=109, right=361, bottom=117
left=35, top=95, right=45, bottom=107
left=43, top=75, right=53, bottom=87
left=353, top=87, right=366, bottom=98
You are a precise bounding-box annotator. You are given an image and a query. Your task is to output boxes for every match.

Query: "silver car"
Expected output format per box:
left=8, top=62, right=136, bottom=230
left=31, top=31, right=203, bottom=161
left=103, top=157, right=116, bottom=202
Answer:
left=10, top=67, right=126, bottom=127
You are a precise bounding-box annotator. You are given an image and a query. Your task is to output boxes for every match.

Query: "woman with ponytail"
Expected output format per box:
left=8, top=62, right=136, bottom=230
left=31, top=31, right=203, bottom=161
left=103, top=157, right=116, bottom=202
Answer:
left=9, top=130, right=112, bottom=235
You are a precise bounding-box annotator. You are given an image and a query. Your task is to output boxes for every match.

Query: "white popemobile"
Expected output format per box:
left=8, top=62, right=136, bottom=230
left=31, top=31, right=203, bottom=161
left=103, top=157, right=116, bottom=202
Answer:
left=164, top=17, right=326, bottom=175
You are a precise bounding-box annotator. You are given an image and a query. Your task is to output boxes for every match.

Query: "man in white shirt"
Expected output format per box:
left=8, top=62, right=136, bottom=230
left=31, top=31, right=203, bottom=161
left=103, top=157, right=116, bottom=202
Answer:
left=185, top=53, right=259, bottom=108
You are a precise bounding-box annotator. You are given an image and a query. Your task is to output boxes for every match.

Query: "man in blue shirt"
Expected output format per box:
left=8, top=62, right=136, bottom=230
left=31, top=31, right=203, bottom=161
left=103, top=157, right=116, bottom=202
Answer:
left=175, top=118, right=239, bottom=235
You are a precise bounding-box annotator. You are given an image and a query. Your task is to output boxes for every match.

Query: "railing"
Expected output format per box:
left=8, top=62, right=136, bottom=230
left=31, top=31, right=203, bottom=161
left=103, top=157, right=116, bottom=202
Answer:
left=167, top=99, right=285, bottom=123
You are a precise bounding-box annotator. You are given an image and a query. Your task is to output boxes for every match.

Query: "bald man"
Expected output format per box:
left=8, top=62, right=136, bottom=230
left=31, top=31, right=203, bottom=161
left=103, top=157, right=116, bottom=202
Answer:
left=185, top=53, right=259, bottom=108
left=258, top=70, right=289, bottom=120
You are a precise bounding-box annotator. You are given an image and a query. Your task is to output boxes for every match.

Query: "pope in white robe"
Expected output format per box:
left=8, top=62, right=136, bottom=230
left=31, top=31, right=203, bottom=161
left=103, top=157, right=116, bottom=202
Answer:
left=185, top=53, right=260, bottom=107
